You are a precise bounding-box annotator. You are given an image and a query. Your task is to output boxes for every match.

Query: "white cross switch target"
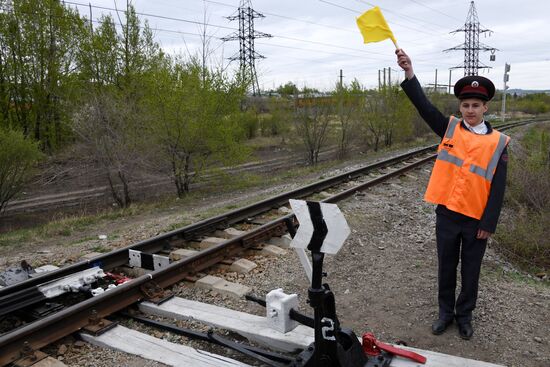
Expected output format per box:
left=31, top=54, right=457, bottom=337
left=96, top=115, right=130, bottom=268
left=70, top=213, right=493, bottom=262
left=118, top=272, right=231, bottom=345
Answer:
left=289, top=199, right=351, bottom=255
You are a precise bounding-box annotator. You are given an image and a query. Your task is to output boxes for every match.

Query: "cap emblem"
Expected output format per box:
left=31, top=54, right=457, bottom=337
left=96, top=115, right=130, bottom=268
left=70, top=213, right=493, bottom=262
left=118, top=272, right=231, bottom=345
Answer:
left=471, top=81, right=479, bottom=88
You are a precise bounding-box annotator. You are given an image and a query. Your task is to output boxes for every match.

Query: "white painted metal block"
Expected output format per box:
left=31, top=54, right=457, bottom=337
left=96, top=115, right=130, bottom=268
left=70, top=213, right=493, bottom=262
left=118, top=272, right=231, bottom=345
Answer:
left=38, top=267, right=105, bottom=298
left=266, top=288, right=299, bottom=333
left=128, top=249, right=170, bottom=270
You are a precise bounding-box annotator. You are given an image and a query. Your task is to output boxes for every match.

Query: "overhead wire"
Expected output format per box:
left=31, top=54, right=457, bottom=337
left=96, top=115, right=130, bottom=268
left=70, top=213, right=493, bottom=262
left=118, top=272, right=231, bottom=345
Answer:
left=353, top=0, right=449, bottom=30
left=318, top=0, right=442, bottom=37
left=63, top=0, right=238, bottom=31
left=66, top=0, right=406, bottom=59
left=203, top=0, right=358, bottom=34
left=407, top=0, right=464, bottom=23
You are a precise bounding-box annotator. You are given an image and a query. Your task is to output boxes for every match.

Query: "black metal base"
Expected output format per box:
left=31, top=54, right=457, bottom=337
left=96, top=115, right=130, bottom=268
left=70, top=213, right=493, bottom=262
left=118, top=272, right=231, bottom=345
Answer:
left=365, top=351, right=393, bottom=367
left=291, top=328, right=390, bottom=367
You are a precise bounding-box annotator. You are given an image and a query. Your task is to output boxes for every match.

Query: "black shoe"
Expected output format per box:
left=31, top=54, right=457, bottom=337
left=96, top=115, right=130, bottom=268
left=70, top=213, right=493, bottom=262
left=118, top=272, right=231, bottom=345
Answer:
left=431, top=319, right=453, bottom=335
left=458, top=322, right=474, bottom=340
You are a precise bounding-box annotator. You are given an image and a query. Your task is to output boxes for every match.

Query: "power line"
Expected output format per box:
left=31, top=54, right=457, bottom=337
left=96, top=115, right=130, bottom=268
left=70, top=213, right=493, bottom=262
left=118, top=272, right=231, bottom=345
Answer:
left=66, top=1, right=400, bottom=60
left=3, top=4, right=220, bottom=41
left=203, top=0, right=357, bottom=34
left=318, top=0, right=442, bottom=37
left=64, top=0, right=238, bottom=30
left=407, top=0, right=463, bottom=23
left=354, top=0, right=448, bottom=31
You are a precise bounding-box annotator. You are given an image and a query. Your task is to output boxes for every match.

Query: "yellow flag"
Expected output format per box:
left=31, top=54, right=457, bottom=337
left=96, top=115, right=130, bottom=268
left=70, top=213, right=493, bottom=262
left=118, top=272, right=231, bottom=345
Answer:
left=356, top=6, right=398, bottom=48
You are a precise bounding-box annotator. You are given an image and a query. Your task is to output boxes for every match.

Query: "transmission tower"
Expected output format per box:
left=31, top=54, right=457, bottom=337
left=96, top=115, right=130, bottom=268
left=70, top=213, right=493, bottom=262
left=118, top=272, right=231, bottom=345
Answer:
left=222, top=0, right=271, bottom=96
left=444, top=1, right=497, bottom=76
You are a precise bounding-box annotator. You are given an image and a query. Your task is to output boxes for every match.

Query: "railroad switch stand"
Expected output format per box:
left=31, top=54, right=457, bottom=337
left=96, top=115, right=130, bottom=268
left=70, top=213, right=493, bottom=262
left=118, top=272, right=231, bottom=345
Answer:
left=288, top=200, right=393, bottom=367
left=291, top=251, right=391, bottom=367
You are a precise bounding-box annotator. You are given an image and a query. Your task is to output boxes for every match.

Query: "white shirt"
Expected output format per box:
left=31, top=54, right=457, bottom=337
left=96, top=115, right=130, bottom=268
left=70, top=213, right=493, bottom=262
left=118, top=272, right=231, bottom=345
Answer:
left=463, top=120, right=488, bottom=135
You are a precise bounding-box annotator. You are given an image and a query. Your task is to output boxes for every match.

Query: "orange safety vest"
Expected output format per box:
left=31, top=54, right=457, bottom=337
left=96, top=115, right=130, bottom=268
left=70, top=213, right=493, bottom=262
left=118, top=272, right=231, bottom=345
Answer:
left=424, top=116, right=510, bottom=220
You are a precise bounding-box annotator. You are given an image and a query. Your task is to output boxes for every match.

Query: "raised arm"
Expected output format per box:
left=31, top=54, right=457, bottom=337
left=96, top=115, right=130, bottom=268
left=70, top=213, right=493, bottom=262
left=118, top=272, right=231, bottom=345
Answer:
left=396, top=49, right=448, bottom=138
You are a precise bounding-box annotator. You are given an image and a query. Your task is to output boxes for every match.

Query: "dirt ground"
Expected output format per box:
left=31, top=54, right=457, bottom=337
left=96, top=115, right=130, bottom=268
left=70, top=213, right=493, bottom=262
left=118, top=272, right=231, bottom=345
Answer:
left=1, top=130, right=549, bottom=367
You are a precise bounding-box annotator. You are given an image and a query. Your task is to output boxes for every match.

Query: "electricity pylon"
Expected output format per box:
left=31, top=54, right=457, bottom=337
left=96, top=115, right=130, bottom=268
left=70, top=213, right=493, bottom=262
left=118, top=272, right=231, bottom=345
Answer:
left=444, top=1, right=497, bottom=76
left=222, top=0, right=271, bottom=96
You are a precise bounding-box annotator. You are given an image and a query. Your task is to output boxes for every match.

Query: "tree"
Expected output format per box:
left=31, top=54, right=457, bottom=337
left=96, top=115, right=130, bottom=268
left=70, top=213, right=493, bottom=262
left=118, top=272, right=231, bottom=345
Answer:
left=263, top=98, right=292, bottom=142
left=146, top=57, right=248, bottom=197
left=0, top=0, right=86, bottom=151
left=73, top=5, right=161, bottom=207
left=72, top=90, right=146, bottom=207
left=276, top=81, right=298, bottom=97
left=293, top=91, right=332, bottom=165
left=0, top=126, right=42, bottom=214
left=359, top=90, right=385, bottom=152
left=334, top=79, right=362, bottom=159
left=358, top=85, right=414, bottom=152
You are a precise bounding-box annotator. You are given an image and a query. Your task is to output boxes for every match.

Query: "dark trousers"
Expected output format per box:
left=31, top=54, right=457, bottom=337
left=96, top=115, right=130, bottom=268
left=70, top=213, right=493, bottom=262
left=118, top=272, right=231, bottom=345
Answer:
left=436, top=213, right=487, bottom=324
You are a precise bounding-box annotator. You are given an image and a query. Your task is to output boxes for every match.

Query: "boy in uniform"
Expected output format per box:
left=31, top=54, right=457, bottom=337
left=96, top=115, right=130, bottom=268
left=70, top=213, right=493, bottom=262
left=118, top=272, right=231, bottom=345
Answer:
left=396, top=49, right=509, bottom=340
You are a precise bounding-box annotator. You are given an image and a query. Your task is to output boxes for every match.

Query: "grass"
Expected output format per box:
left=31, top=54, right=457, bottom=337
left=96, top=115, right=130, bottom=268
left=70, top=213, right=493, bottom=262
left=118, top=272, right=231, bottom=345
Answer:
left=90, top=244, right=111, bottom=253
left=482, top=263, right=548, bottom=289
left=0, top=204, right=153, bottom=250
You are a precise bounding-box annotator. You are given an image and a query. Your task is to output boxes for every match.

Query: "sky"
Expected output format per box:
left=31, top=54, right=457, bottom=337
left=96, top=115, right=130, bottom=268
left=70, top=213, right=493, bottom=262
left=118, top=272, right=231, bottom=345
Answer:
left=65, top=0, right=550, bottom=92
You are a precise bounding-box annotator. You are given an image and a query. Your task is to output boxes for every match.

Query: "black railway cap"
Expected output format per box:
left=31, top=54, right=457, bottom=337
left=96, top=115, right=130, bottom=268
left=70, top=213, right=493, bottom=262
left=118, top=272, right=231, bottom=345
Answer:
left=454, top=75, right=495, bottom=101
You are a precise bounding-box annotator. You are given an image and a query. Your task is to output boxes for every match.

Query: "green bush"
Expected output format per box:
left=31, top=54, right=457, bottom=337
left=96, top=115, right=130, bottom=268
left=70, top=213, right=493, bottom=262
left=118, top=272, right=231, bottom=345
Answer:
left=0, top=128, right=42, bottom=214
left=240, top=110, right=260, bottom=139
left=496, top=210, right=549, bottom=271
left=509, top=93, right=550, bottom=115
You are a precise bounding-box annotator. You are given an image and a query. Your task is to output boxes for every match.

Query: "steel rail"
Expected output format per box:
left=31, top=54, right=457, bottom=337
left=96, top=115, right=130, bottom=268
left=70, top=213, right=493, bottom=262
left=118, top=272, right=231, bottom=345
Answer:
left=0, top=119, right=543, bottom=364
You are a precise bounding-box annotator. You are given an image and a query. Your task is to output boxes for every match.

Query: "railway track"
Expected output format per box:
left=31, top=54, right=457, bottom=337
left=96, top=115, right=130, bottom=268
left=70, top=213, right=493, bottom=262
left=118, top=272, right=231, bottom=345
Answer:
left=0, top=119, right=541, bottom=366
left=3, top=145, right=342, bottom=216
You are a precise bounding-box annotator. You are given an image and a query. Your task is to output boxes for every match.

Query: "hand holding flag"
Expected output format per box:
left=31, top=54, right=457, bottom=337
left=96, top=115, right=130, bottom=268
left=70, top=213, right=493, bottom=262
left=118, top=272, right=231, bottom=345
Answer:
left=356, top=6, right=398, bottom=49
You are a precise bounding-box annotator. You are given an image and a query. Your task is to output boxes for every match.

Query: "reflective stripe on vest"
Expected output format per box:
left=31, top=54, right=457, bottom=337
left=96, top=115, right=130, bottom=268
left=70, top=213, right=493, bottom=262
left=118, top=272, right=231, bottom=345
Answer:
left=437, top=150, right=463, bottom=167
left=468, top=133, right=509, bottom=181
left=445, top=117, right=461, bottom=138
